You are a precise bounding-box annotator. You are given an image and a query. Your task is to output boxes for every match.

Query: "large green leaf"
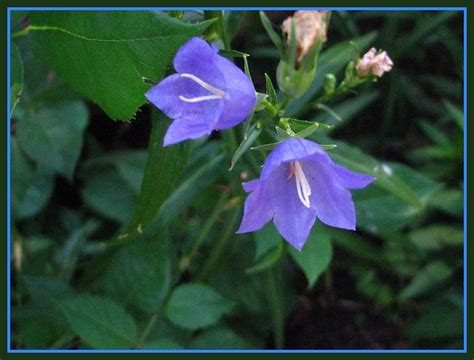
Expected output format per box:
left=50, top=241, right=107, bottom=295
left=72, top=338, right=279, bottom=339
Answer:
left=10, top=42, right=23, bottom=117
left=16, top=101, right=89, bottom=180
left=164, top=283, right=235, bottom=331
left=289, top=224, right=333, bottom=287
left=28, top=11, right=212, bottom=120
left=122, top=110, right=191, bottom=238
left=94, top=235, right=172, bottom=314
left=56, top=294, right=138, bottom=349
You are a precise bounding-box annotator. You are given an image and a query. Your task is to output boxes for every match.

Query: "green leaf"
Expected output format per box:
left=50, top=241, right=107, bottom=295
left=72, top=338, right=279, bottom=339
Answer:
left=81, top=167, right=137, bottom=223
left=409, top=225, right=463, bottom=251
left=28, top=11, right=211, bottom=120
left=164, top=283, right=235, bottom=330
left=246, top=241, right=285, bottom=275
left=152, top=153, right=225, bottom=229
left=328, top=141, right=434, bottom=209
left=350, top=162, right=441, bottom=235
left=189, top=327, right=256, bottom=349
left=264, top=73, right=278, bottom=106
left=230, top=124, right=262, bottom=171
left=124, top=110, right=191, bottom=237
left=15, top=276, right=74, bottom=349
left=54, top=219, right=100, bottom=281
left=83, top=150, right=147, bottom=195
left=314, top=91, right=379, bottom=127
left=56, top=294, right=138, bottom=349
left=289, top=225, right=332, bottom=287
left=399, top=261, right=454, bottom=300
left=224, top=11, right=247, bottom=42
left=16, top=101, right=89, bottom=180
left=10, top=42, right=24, bottom=117
left=94, top=235, right=172, bottom=314
left=259, top=11, right=284, bottom=54
left=11, top=138, right=54, bottom=220
left=443, top=100, right=464, bottom=130
left=405, top=302, right=463, bottom=340
left=247, top=225, right=286, bottom=275
left=427, top=188, right=463, bottom=217
left=254, top=224, right=281, bottom=260
left=286, top=31, right=377, bottom=117
left=13, top=35, right=80, bottom=106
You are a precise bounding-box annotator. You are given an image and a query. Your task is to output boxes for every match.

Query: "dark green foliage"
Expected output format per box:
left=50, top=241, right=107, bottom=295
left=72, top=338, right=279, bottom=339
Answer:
left=10, top=10, right=463, bottom=350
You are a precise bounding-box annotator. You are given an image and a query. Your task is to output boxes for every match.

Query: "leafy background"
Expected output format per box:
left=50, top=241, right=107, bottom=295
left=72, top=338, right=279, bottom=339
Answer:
left=10, top=10, right=464, bottom=350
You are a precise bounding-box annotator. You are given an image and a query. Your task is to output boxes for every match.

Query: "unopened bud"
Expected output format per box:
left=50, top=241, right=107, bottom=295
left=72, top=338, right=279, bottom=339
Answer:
left=323, top=74, right=336, bottom=95
left=282, top=10, right=330, bottom=65
left=356, top=47, right=393, bottom=78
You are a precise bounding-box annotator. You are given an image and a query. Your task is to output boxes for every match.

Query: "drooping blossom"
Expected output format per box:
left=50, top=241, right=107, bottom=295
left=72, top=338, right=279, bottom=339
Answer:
left=282, top=10, right=330, bottom=64
left=356, top=47, right=394, bottom=78
left=146, top=37, right=256, bottom=146
left=237, top=138, right=374, bottom=251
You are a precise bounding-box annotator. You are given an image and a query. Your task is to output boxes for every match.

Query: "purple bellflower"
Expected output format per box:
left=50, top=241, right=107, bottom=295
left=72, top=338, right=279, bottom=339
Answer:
left=237, top=137, right=375, bottom=251
left=145, top=37, right=257, bottom=146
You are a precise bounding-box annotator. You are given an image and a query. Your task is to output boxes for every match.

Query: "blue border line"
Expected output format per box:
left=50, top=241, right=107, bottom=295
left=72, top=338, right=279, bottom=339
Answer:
left=7, top=349, right=468, bottom=354
left=7, top=7, right=12, bottom=354
left=6, top=6, right=468, bottom=354
left=7, top=6, right=467, bottom=11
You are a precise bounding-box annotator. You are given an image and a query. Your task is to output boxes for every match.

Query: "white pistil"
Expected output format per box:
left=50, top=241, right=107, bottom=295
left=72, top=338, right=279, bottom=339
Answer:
left=291, top=161, right=312, bottom=208
left=179, top=73, right=225, bottom=103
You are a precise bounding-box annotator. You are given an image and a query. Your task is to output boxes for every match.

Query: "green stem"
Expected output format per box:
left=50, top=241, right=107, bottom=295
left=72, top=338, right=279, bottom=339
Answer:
left=313, top=77, right=367, bottom=106
left=195, top=205, right=241, bottom=282
left=135, top=311, right=160, bottom=349
left=180, top=191, right=230, bottom=271
left=264, top=268, right=285, bottom=349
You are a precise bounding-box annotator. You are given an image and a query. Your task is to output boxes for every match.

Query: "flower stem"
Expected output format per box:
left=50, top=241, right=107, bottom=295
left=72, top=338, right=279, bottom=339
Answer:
left=264, top=268, right=285, bottom=349
left=195, top=204, right=241, bottom=282
left=180, top=191, right=230, bottom=271
left=135, top=311, right=160, bottom=349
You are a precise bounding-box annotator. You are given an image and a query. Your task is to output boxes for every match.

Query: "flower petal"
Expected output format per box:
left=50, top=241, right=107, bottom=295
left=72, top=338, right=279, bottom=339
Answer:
left=236, top=184, right=274, bottom=234
left=261, top=138, right=331, bottom=179
left=212, top=55, right=256, bottom=130
left=304, top=160, right=356, bottom=230
left=173, top=37, right=226, bottom=90
left=331, top=163, right=375, bottom=189
left=145, top=74, right=223, bottom=123
left=163, top=116, right=213, bottom=146
left=270, top=163, right=317, bottom=250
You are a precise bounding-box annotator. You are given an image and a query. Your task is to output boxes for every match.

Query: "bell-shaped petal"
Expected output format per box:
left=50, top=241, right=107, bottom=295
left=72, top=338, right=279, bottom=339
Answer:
left=145, top=37, right=256, bottom=146
left=237, top=137, right=375, bottom=251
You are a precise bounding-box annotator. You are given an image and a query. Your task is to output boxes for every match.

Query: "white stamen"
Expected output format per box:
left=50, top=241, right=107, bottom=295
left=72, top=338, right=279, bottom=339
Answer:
left=179, top=73, right=225, bottom=103
left=179, top=95, right=223, bottom=103
left=293, top=161, right=312, bottom=208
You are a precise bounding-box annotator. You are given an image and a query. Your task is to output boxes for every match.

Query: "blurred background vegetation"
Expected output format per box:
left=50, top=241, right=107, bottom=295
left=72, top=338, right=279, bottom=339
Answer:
left=10, top=10, right=464, bottom=350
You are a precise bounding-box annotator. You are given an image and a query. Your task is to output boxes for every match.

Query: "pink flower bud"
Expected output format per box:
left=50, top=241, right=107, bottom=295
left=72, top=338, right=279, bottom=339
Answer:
left=356, top=47, right=394, bottom=78
left=282, top=10, right=330, bottom=64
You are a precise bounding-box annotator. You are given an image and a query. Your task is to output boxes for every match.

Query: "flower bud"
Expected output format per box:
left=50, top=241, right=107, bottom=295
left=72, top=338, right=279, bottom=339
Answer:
left=277, top=11, right=331, bottom=98
left=282, top=10, right=330, bottom=65
left=323, top=74, right=336, bottom=96
left=356, top=47, right=394, bottom=78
